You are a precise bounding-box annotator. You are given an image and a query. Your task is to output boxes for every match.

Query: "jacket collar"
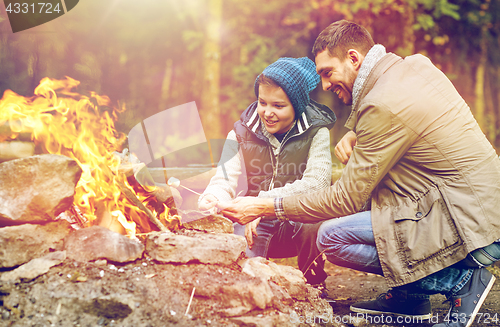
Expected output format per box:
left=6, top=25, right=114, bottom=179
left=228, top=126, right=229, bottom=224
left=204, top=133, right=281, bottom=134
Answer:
left=352, top=44, right=387, bottom=109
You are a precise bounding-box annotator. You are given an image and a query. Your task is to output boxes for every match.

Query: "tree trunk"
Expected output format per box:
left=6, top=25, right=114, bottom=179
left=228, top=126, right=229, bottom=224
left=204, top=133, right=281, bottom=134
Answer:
left=158, top=59, right=173, bottom=111
left=200, top=0, right=222, bottom=140
left=474, top=30, right=487, bottom=135
left=496, top=67, right=500, bottom=149
left=401, top=5, right=415, bottom=56
left=484, top=66, right=496, bottom=145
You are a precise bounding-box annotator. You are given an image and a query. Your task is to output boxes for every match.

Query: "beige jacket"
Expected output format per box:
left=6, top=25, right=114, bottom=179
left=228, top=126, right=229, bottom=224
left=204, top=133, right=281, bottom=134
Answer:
left=283, top=53, right=500, bottom=287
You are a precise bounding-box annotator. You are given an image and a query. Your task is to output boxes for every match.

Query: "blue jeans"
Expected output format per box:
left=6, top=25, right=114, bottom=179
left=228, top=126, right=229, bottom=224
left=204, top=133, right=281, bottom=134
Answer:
left=234, top=219, right=282, bottom=259
left=316, top=211, right=479, bottom=298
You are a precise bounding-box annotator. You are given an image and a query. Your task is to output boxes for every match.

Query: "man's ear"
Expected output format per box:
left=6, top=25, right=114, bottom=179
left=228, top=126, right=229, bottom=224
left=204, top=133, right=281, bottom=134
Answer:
left=347, top=49, right=364, bottom=71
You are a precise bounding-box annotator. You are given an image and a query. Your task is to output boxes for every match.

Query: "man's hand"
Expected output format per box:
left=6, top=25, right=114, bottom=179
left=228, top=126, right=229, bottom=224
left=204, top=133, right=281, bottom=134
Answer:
left=198, top=194, right=218, bottom=211
left=335, top=130, right=357, bottom=164
left=245, top=217, right=261, bottom=249
left=217, top=197, right=275, bottom=225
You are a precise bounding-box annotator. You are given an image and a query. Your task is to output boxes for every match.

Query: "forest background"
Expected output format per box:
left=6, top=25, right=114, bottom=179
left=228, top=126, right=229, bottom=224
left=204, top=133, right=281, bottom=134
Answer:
left=0, top=0, right=499, bottom=165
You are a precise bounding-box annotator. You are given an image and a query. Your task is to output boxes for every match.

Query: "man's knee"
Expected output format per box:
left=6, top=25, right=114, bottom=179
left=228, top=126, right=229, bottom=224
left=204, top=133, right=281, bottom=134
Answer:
left=316, top=220, right=335, bottom=251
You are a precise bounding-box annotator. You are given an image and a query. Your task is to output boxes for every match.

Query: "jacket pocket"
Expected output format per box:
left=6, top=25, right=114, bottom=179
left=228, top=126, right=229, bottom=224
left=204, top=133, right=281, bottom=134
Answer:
left=393, top=188, right=460, bottom=267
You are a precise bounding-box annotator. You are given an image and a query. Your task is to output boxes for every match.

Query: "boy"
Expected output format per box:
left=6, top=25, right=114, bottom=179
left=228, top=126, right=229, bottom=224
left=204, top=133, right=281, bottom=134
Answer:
left=199, top=57, right=336, bottom=284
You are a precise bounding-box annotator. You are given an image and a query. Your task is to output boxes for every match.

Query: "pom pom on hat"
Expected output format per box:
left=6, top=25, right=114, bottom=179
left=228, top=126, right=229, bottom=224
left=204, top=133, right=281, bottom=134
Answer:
left=254, top=57, right=320, bottom=117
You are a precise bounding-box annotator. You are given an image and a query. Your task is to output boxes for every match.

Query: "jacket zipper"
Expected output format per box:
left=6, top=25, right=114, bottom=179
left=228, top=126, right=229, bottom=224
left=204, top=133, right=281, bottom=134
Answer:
left=268, top=126, right=298, bottom=191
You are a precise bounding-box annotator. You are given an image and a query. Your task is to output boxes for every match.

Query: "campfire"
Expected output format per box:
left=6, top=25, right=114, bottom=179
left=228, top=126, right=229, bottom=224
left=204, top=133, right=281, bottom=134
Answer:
left=0, top=77, right=180, bottom=237
left=0, top=78, right=334, bottom=326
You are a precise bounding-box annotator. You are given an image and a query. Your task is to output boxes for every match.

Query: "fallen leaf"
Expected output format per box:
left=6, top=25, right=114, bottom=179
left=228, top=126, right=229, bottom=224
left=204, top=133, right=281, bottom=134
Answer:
left=70, top=271, right=80, bottom=282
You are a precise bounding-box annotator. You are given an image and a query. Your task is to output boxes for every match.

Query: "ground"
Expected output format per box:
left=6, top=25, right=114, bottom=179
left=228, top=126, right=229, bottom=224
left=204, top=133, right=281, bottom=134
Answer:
left=0, top=253, right=329, bottom=327
left=1, top=253, right=498, bottom=327
left=323, top=262, right=500, bottom=327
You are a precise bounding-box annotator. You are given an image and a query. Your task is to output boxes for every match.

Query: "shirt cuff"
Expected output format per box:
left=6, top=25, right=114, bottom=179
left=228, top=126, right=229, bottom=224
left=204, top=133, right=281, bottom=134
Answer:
left=274, top=197, right=288, bottom=221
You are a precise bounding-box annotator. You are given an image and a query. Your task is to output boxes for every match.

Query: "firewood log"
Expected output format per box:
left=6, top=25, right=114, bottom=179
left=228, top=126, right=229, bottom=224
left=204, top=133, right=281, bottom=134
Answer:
left=0, top=141, right=35, bottom=162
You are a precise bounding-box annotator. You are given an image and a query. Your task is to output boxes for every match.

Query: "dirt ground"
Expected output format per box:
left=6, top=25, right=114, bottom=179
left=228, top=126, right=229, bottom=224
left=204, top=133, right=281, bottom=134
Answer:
left=1, top=253, right=498, bottom=327
left=323, top=262, right=500, bottom=327
left=0, top=254, right=330, bottom=327
left=0, top=257, right=236, bottom=327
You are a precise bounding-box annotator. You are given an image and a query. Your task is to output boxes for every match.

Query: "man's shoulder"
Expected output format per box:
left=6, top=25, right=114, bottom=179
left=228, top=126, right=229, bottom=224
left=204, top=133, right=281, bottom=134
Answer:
left=401, top=53, right=442, bottom=74
left=403, top=53, right=431, bottom=62
left=366, top=53, right=444, bottom=100
left=358, top=51, right=461, bottom=126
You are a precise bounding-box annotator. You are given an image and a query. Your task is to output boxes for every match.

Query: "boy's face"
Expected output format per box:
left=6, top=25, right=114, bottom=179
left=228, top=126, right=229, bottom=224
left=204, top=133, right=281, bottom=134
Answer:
left=315, top=49, right=358, bottom=105
left=257, top=84, right=295, bottom=135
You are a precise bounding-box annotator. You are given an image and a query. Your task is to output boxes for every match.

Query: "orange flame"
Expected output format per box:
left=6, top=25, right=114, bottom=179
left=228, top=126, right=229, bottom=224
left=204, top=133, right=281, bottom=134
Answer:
left=0, top=77, right=150, bottom=237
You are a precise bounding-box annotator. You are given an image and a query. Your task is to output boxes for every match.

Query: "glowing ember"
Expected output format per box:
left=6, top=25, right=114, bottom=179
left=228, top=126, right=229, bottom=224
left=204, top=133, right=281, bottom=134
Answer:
left=0, top=77, right=171, bottom=237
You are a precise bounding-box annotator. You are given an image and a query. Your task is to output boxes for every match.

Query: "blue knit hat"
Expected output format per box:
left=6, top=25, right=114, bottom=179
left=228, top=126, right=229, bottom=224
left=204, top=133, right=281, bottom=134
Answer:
left=254, top=57, right=320, bottom=117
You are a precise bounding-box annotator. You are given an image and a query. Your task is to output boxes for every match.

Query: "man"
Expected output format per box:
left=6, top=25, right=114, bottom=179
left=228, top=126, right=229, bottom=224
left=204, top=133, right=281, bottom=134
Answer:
left=219, top=20, right=500, bottom=327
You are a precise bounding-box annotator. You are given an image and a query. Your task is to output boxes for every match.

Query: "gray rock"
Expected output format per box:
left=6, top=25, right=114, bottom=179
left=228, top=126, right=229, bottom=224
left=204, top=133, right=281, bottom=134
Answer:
left=179, top=209, right=213, bottom=223
left=0, top=251, right=336, bottom=326
left=63, top=226, right=144, bottom=263
left=241, top=257, right=308, bottom=300
left=0, top=221, right=71, bottom=268
left=146, top=230, right=245, bottom=265
left=195, top=274, right=274, bottom=317
left=268, top=281, right=294, bottom=311
left=81, top=297, right=132, bottom=319
left=1, top=251, right=66, bottom=282
left=0, top=154, right=82, bottom=225
left=182, top=212, right=234, bottom=234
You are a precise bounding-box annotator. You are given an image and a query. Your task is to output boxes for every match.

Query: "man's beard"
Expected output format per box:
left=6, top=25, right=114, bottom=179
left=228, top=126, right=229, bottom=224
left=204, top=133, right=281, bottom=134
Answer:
left=343, top=68, right=357, bottom=106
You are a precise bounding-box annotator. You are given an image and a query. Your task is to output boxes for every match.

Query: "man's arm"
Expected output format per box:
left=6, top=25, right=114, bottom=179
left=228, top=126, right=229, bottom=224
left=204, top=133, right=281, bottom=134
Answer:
left=283, top=103, right=414, bottom=222
left=220, top=128, right=332, bottom=225
left=221, top=104, right=415, bottom=224
left=218, top=197, right=275, bottom=225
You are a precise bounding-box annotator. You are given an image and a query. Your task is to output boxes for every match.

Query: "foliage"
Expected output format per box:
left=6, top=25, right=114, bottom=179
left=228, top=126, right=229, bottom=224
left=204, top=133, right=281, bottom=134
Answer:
left=0, top=0, right=498, bottom=148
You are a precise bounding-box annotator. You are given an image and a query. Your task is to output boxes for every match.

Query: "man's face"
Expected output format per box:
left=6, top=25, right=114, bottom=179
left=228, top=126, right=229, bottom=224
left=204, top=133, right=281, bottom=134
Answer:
left=315, top=50, right=358, bottom=105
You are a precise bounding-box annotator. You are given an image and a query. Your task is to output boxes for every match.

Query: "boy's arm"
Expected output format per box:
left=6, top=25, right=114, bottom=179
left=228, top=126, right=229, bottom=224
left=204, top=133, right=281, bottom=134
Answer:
left=198, top=130, right=241, bottom=206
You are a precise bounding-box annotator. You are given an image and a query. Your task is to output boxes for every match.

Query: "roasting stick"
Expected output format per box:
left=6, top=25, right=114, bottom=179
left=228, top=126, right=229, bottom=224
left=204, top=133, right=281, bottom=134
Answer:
left=103, top=164, right=168, bottom=232
left=167, top=177, right=201, bottom=196
left=179, top=184, right=201, bottom=196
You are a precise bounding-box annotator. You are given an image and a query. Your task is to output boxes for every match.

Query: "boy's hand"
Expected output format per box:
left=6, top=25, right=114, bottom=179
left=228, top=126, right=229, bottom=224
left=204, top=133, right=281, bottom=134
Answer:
left=335, top=130, right=357, bottom=164
left=245, top=217, right=261, bottom=249
left=198, top=194, right=218, bottom=211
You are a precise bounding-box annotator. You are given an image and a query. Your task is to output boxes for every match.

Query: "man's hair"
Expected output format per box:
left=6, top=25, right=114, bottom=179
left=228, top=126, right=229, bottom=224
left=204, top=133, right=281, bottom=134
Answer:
left=312, top=20, right=375, bottom=59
